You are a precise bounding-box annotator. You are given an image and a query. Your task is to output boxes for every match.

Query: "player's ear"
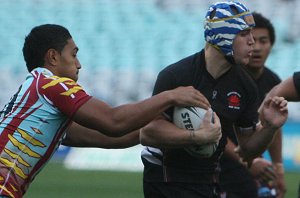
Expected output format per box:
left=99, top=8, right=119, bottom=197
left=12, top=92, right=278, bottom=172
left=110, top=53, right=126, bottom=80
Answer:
left=45, top=48, right=59, bottom=66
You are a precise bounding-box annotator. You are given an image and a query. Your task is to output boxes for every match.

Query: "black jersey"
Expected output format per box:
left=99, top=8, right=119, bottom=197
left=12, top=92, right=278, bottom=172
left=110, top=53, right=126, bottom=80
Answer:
left=141, top=50, right=260, bottom=184
left=293, top=71, right=300, bottom=95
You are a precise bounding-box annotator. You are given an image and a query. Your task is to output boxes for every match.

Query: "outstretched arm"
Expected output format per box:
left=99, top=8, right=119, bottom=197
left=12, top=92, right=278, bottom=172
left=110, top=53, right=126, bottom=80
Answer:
left=62, top=122, right=140, bottom=148
left=73, top=86, right=210, bottom=137
left=267, top=75, right=300, bottom=101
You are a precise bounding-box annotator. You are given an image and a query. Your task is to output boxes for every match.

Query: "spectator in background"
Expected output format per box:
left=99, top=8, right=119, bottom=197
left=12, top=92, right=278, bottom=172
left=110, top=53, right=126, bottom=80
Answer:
left=140, top=2, right=288, bottom=198
left=0, top=24, right=219, bottom=198
left=219, top=12, right=286, bottom=198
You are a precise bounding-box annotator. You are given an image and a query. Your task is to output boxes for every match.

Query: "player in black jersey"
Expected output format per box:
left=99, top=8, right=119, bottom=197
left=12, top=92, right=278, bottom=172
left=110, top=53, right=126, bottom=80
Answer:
left=219, top=12, right=286, bottom=198
left=140, top=2, right=288, bottom=198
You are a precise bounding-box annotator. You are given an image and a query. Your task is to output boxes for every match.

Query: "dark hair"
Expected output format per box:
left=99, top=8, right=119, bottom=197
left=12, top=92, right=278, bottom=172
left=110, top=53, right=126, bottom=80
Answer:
left=22, top=24, right=72, bottom=72
left=252, top=12, right=275, bottom=45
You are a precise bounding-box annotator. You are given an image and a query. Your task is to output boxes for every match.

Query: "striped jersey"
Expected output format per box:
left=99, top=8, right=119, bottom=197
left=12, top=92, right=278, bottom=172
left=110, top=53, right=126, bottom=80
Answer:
left=0, top=67, right=91, bottom=197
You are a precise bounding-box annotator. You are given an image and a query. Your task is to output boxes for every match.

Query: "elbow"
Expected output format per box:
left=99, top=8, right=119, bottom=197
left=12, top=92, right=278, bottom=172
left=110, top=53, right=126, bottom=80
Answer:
left=139, top=128, right=148, bottom=146
left=101, top=127, right=127, bottom=137
left=139, top=127, right=153, bottom=146
left=140, top=118, right=166, bottom=147
left=61, top=132, right=73, bottom=146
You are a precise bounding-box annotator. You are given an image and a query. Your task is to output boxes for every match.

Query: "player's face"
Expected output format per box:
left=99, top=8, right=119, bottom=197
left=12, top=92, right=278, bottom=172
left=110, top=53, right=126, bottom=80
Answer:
left=56, top=39, right=81, bottom=82
left=247, top=28, right=272, bottom=70
left=232, top=29, right=254, bottom=66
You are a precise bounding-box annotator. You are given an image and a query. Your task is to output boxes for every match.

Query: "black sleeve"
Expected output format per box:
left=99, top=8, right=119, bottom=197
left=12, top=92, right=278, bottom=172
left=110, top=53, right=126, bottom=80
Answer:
left=152, top=69, right=177, bottom=119
left=237, top=96, right=260, bottom=130
left=236, top=74, right=260, bottom=129
left=293, top=72, right=300, bottom=96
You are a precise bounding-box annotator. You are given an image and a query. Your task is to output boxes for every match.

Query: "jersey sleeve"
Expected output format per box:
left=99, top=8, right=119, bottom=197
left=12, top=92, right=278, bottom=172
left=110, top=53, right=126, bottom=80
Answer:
left=38, top=75, right=92, bottom=117
left=237, top=103, right=260, bottom=131
left=153, top=69, right=177, bottom=120
left=236, top=89, right=260, bottom=130
left=293, top=71, right=300, bottom=96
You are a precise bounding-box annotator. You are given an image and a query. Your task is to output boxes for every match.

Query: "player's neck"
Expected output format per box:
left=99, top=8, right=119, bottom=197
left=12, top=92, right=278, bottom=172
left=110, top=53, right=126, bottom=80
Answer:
left=205, top=44, right=232, bottom=79
left=243, top=65, right=264, bottom=80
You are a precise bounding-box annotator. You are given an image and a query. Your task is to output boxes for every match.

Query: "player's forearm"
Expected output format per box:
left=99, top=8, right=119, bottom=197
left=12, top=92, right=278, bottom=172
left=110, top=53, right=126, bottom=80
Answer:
left=108, top=92, right=174, bottom=135
left=240, top=96, right=288, bottom=160
left=267, top=77, right=299, bottom=101
left=224, top=138, right=240, bottom=161
left=105, top=87, right=210, bottom=137
left=239, top=125, right=278, bottom=160
left=74, top=92, right=175, bottom=137
left=268, top=128, right=283, bottom=163
left=268, top=128, right=285, bottom=186
left=140, top=118, right=194, bottom=148
left=63, top=123, right=140, bottom=148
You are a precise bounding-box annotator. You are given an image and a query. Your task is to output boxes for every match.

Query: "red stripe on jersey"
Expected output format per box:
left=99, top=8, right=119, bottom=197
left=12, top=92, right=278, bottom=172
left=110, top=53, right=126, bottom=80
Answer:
left=0, top=82, right=39, bottom=153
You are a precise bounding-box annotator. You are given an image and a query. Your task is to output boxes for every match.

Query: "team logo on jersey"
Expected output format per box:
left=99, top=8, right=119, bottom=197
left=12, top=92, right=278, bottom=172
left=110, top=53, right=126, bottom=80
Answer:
left=227, top=92, right=241, bottom=110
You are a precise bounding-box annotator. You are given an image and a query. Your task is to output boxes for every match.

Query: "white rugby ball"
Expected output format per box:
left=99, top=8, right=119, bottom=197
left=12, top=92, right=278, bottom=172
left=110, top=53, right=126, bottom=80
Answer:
left=173, top=106, right=218, bottom=158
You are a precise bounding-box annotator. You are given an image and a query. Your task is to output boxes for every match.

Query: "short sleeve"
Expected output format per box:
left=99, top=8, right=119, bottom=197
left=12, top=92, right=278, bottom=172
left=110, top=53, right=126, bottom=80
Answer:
left=38, top=75, right=92, bottom=117
left=293, top=72, right=300, bottom=96
left=236, top=80, right=260, bottom=129
left=153, top=69, right=177, bottom=119
left=236, top=99, right=260, bottom=130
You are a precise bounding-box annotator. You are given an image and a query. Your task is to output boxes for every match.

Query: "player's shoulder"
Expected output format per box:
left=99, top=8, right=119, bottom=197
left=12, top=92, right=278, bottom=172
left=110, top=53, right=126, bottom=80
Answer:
left=164, top=51, right=202, bottom=71
left=33, top=68, right=84, bottom=94
left=263, top=67, right=281, bottom=82
left=235, top=66, right=258, bottom=92
left=160, top=51, right=205, bottom=82
left=39, top=74, right=76, bottom=88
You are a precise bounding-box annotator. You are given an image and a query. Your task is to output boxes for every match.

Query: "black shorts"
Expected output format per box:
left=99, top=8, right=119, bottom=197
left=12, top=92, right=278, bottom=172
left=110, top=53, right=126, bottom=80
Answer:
left=143, top=181, right=220, bottom=198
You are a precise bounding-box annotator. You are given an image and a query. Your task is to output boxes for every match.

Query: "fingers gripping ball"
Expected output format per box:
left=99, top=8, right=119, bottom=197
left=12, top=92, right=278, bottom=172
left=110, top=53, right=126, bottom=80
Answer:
left=173, top=106, right=218, bottom=158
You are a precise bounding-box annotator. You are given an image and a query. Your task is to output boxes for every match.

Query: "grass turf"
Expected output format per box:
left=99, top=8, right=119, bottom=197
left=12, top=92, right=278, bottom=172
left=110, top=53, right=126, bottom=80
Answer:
left=25, top=162, right=299, bottom=198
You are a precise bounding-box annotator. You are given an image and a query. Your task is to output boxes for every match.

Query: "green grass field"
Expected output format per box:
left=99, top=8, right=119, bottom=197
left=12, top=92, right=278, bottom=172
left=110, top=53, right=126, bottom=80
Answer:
left=25, top=162, right=299, bottom=198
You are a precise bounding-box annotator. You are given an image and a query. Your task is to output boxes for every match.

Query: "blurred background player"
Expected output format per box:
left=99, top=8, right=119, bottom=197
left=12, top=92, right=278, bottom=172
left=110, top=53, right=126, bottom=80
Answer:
left=219, top=12, right=286, bottom=198
left=0, top=24, right=218, bottom=198
left=140, top=2, right=288, bottom=198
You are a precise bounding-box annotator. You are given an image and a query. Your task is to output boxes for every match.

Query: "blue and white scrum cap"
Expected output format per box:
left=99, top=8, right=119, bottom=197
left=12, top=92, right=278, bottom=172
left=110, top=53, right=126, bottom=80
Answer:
left=204, top=1, right=255, bottom=56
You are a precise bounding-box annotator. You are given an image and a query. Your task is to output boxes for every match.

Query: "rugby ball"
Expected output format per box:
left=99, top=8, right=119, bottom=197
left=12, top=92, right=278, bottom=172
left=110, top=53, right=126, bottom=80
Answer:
left=173, top=106, right=218, bottom=158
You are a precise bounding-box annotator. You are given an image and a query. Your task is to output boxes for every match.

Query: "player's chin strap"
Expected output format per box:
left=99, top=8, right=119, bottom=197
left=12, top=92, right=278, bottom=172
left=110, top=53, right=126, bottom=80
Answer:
left=208, top=43, right=236, bottom=65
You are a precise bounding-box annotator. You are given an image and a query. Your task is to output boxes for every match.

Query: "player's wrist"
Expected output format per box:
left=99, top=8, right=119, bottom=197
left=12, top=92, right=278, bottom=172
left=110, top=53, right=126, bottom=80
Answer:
left=189, top=130, right=197, bottom=145
left=190, top=129, right=209, bottom=145
left=163, top=90, right=175, bottom=105
left=273, top=162, right=284, bottom=175
left=262, top=120, right=279, bottom=131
